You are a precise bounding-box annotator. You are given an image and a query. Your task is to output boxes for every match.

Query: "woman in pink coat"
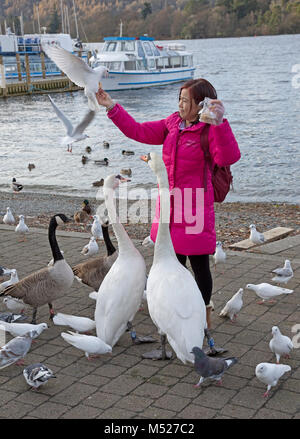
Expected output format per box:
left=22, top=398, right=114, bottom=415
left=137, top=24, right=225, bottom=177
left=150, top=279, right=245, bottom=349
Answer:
left=96, top=79, right=241, bottom=329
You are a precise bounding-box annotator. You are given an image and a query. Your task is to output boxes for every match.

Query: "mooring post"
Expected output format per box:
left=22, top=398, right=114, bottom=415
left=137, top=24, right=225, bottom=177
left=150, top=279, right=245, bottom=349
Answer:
left=25, top=54, right=31, bottom=92
left=40, top=52, right=46, bottom=80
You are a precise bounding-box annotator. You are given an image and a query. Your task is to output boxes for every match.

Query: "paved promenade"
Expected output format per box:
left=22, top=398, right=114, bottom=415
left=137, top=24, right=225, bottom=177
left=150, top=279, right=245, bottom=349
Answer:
left=0, top=224, right=299, bottom=419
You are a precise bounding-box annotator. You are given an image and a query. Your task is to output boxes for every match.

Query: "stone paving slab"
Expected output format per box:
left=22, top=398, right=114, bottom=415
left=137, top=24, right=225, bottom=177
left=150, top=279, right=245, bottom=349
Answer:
left=0, top=227, right=299, bottom=419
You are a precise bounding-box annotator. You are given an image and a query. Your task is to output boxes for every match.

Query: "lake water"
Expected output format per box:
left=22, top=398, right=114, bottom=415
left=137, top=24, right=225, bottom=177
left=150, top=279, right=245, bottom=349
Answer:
left=0, top=34, right=299, bottom=203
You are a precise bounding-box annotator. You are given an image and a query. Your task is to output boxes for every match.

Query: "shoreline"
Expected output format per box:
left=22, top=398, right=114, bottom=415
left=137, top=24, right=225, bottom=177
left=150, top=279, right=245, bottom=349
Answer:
left=0, top=191, right=299, bottom=246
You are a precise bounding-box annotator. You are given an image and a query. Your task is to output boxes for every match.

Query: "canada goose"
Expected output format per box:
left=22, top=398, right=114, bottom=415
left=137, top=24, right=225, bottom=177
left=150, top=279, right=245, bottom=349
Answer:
left=3, top=207, right=15, bottom=225
left=92, top=179, right=104, bottom=187
left=94, top=175, right=148, bottom=348
left=0, top=214, right=74, bottom=324
left=81, top=155, right=88, bottom=164
left=72, top=221, right=117, bottom=291
left=140, top=153, right=206, bottom=362
left=94, top=158, right=109, bottom=166
left=15, top=215, right=29, bottom=242
left=120, top=168, right=132, bottom=177
left=28, top=163, right=35, bottom=171
left=85, top=146, right=92, bottom=154
left=11, top=178, right=23, bottom=193
left=122, top=150, right=135, bottom=156
left=103, top=141, right=110, bottom=149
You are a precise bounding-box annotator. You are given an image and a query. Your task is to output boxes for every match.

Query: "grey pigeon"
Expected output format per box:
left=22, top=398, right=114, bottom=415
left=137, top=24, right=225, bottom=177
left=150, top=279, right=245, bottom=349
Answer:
left=0, top=312, right=27, bottom=323
left=0, top=330, right=37, bottom=369
left=191, top=346, right=237, bottom=386
left=23, top=363, right=56, bottom=389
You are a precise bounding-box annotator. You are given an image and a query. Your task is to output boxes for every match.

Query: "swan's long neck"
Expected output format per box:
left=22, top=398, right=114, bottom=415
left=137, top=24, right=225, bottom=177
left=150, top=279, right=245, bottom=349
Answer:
left=102, top=225, right=116, bottom=256
left=154, top=166, right=177, bottom=263
left=104, top=187, right=135, bottom=256
left=48, top=218, right=64, bottom=262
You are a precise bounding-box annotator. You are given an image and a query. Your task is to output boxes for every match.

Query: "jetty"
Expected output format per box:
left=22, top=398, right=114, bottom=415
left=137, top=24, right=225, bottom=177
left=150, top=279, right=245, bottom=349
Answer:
left=0, top=51, right=90, bottom=98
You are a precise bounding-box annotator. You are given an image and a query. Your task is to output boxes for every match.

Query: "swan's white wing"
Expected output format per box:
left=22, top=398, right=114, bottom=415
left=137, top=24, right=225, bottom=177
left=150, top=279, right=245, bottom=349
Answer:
left=48, top=95, right=73, bottom=135
left=43, top=45, right=96, bottom=88
left=72, top=110, right=95, bottom=136
left=147, top=264, right=206, bottom=363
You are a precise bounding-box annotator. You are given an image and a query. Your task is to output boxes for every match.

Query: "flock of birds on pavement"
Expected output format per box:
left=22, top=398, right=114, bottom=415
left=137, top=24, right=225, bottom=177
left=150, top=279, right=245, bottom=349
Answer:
left=0, top=43, right=297, bottom=398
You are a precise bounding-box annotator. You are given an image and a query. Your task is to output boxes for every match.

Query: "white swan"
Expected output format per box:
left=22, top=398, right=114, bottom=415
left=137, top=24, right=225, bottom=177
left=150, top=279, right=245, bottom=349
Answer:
left=94, top=175, right=147, bottom=347
left=140, top=152, right=207, bottom=364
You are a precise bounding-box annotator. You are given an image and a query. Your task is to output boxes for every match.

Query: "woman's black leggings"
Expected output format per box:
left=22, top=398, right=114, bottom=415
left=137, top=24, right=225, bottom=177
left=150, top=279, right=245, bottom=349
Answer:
left=176, top=253, right=212, bottom=306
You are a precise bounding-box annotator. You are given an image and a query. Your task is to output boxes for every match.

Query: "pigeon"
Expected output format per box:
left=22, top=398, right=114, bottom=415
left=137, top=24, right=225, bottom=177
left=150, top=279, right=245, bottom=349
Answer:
left=3, top=297, right=25, bottom=314
left=60, top=331, right=112, bottom=360
left=0, top=266, right=11, bottom=277
left=23, top=363, right=56, bottom=390
left=91, top=215, right=103, bottom=240
left=213, top=241, right=226, bottom=269
left=191, top=346, right=238, bottom=386
left=246, top=283, right=293, bottom=304
left=255, top=362, right=291, bottom=397
left=0, top=269, right=19, bottom=293
left=3, top=207, right=15, bottom=225
left=249, top=224, right=265, bottom=244
left=0, top=330, right=37, bottom=369
left=11, top=178, right=23, bottom=193
left=48, top=95, right=95, bottom=152
left=15, top=215, right=29, bottom=241
left=219, top=288, right=244, bottom=322
left=80, top=236, right=99, bottom=257
left=0, top=322, right=47, bottom=338
left=0, top=312, right=27, bottom=323
left=43, top=44, right=109, bottom=111
left=272, top=260, right=293, bottom=285
left=141, top=235, right=154, bottom=248
left=269, top=326, right=294, bottom=363
left=53, top=313, right=96, bottom=333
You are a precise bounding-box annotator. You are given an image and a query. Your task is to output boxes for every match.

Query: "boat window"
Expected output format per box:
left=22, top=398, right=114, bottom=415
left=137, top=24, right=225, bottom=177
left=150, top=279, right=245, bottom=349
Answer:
left=148, top=58, right=155, bottom=69
left=182, top=56, right=188, bottom=67
left=143, top=42, right=153, bottom=56
left=137, top=41, right=146, bottom=58
left=156, top=58, right=164, bottom=69
left=171, top=56, right=181, bottom=68
left=124, top=61, right=136, bottom=70
left=105, top=42, right=117, bottom=52
left=121, top=41, right=135, bottom=52
left=108, top=61, right=121, bottom=70
left=151, top=43, right=160, bottom=56
left=136, top=59, right=145, bottom=70
left=165, top=57, right=172, bottom=68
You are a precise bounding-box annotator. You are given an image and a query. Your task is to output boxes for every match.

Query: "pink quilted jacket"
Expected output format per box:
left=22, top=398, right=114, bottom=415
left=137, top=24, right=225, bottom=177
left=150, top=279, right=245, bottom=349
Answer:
left=108, top=103, right=240, bottom=255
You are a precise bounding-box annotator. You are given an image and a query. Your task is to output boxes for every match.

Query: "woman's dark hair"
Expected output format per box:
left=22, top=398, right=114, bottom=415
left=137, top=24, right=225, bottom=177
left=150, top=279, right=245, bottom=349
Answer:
left=179, top=79, right=217, bottom=108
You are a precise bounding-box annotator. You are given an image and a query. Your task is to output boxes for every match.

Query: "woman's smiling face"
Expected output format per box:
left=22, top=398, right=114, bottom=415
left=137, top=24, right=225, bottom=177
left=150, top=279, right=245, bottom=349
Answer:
left=178, top=88, right=200, bottom=123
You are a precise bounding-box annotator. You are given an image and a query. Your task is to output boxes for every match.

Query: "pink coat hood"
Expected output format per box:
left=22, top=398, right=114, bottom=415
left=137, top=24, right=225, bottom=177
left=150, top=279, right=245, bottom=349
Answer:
left=108, top=103, right=240, bottom=255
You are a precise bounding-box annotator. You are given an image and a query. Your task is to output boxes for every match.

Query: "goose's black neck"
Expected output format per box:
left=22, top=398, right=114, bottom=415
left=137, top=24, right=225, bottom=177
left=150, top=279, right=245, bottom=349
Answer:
left=49, top=217, right=64, bottom=262
left=102, top=225, right=116, bottom=256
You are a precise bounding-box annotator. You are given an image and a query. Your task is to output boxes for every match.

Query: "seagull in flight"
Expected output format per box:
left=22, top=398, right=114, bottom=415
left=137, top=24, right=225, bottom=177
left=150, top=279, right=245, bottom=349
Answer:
left=48, top=95, right=95, bottom=152
left=43, top=44, right=108, bottom=111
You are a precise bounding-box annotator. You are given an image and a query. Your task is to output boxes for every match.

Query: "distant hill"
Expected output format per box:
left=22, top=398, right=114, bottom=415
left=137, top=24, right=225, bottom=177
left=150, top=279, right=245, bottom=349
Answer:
left=0, top=0, right=299, bottom=41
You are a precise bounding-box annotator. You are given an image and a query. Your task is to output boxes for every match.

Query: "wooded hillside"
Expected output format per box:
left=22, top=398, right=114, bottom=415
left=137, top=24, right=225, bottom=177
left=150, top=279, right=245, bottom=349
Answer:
left=0, top=0, right=299, bottom=41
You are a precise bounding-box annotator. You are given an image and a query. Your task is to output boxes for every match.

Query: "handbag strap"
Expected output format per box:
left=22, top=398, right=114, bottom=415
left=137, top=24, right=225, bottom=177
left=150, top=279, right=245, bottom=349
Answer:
left=200, top=124, right=212, bottom=192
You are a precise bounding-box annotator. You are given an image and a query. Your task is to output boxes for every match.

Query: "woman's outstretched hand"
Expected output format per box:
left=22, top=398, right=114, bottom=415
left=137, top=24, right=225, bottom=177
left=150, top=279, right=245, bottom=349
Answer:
left=96, top=88, right=114, bottom=109
left=208, top=99, right=225, bottom=125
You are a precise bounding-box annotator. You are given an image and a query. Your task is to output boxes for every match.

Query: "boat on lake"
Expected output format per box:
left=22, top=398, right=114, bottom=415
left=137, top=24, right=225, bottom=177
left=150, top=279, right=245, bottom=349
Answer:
left=89, top=35, right=195, bottom=91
